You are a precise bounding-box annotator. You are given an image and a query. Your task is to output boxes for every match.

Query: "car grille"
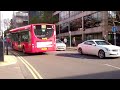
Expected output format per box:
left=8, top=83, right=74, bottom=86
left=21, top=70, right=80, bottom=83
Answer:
left=57, top=46, right=65, bottom=48
left=112, top=49, right=118, bottom=52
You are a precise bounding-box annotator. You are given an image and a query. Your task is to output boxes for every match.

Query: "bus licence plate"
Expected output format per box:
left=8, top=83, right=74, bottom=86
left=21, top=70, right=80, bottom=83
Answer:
left=41, top=48, right=47, bottom=50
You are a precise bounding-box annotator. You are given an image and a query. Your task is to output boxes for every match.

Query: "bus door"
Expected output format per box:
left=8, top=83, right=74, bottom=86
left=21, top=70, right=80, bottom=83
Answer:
left=21, top=30, right=31, bottom=52
left=18, top=33, right=22, bottom=51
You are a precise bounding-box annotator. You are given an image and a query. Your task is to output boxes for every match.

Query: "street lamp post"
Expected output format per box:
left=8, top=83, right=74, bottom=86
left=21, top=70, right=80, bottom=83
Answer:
left=69, top=30, right=71, bottom=47
left=0, top=11, right=4, bottom=61
left=82, top=11, right=84, bottom=42
left=68, top=11, right=71, bottom=47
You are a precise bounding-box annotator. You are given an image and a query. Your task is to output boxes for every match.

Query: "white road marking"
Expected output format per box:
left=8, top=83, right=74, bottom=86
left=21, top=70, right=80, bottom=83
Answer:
left=12, top=51, right=43, bottom=79
left=13, top=52, right=38, bottom=79
left=19, top=56, right=43, bottom=79
left=18, top=56, right=38, bottom=79
left=104, top=64, right=120, bottom=70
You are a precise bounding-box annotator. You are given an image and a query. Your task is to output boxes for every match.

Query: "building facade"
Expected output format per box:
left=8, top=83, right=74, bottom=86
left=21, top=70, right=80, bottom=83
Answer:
left=28, top=11, right=41, bottom=19
left=12, top=11, right=29, bottom=28
left=53, top=11, right=120, bottom=46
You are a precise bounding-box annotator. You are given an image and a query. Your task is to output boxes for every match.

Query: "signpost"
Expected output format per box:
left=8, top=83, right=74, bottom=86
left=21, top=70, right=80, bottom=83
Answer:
left=69, top=31, right=71, bottom=48
left=112, top=26, right=118, bottom=45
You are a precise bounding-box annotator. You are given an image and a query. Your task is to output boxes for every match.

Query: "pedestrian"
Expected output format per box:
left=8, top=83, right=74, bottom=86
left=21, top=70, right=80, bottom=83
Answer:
left=102, top=36, right=106, bottom=41
left=61, top=37, right=64, bottom=42
left=72, top=37, right=76, bottom=47
left=64, top=37, right=67, bottom=44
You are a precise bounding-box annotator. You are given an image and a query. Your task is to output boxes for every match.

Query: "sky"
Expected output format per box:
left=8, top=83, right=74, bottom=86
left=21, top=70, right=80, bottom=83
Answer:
left=1, top=11, right=13, bottom=31
left=1, top=11, right=13, bottom=20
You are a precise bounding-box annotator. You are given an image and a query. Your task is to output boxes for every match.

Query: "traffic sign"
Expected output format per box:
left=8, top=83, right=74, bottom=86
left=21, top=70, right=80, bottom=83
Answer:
left=112, top=26, right=118, bottom=32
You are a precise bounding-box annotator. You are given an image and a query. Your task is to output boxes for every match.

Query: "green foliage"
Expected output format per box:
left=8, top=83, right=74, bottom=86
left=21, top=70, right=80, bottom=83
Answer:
left=29, top=16, right=40, bottom=24
left=4, top=24, right=14, bottom=37
left=30, top=11, right=58, bottom=24
left=108, top=11, right=120, bottom=26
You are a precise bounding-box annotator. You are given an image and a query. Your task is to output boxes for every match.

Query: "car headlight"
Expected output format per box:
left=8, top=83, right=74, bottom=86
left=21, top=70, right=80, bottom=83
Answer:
left=105, top=48, right=110, bottom=51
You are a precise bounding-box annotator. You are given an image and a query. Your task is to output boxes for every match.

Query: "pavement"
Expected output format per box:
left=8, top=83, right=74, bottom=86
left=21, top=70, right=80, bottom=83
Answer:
left=0, top=50, right=25, bottom=79
left=0, top=46, right=77, bottom=79
left=66, top=47, right=77, bottom=51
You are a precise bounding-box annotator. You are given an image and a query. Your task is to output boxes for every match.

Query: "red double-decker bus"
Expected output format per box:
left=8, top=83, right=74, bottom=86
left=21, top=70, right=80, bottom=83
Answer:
left=9, top=23, right=56, bottom=53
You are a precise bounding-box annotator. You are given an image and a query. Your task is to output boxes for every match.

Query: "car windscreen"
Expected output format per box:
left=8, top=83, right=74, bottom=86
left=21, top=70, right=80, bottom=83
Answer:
left=34, top=25, right=54, bottom=39
left=95, top=41, right=111, bottom=45
left=56, top=39, right=63, bottom=43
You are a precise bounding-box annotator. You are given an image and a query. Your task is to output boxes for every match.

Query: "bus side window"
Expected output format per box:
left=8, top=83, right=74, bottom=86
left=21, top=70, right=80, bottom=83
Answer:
left=24, top=31, right=29, bottom=42
left=21, top=32, right=25, bottom=42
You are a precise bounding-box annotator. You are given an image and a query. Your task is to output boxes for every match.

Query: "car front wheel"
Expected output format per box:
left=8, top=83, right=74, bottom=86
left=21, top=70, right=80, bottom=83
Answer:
left=78, top=48, right=83, bottom=55
left=98, top=50, right=105, bottom=59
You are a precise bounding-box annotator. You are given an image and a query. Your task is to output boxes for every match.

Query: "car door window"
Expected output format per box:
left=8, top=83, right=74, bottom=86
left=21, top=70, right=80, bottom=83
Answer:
left=84, top=41, right=95, bottom=45
left=87, top=41, right=95, bottom=45
left=84, top=41, right=89, bottom=45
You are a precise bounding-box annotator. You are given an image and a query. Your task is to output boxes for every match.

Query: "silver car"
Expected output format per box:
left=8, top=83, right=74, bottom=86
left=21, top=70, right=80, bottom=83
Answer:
left=77, top=39, right=120, bottom=59
left=56, top=39, right=66, bottom=51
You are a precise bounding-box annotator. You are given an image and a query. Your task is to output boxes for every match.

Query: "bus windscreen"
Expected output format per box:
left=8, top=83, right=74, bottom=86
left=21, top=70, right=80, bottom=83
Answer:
left=34, top=25, right=54, bottom=39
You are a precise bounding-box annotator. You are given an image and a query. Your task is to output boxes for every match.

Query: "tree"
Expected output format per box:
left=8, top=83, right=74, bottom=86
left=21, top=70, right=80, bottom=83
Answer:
left=29, top=11, right=58, bottom=24
left=29, top=16, right=40, bottom=24
left=39, top=11, right=59, bottom=24
left=4, top=19, right=14, bottom=37
left=108, top=11, right=120, bottom=26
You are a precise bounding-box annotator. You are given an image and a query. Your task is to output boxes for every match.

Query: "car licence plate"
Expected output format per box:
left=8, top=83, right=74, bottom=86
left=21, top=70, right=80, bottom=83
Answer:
left=41, top=48, right=47, bottom=50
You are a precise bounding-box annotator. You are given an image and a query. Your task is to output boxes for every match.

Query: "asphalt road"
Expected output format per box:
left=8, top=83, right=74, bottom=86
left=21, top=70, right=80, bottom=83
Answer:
left=11, top=49, right=120, bottom=79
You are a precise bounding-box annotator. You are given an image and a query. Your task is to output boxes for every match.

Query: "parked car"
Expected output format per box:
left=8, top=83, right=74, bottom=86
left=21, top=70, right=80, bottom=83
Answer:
left=77, top=39, right=120, bottom=59
left=56, top=39, right=66, bottom=51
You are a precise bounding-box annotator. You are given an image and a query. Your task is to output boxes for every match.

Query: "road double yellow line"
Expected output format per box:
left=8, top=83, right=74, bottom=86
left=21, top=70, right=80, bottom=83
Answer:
left=12, top=51, right=43, bottom=79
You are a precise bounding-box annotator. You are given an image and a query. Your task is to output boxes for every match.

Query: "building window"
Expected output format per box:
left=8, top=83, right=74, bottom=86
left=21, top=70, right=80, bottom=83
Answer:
left=84, top=12, right=102, bottom=29
left=59, top=11, right=69, bottom=21
left=85, top=33, right=102, bottom=40
left=108, top=11, right=116, bottom=18
left=70, top=11, right=82, bottom=17
left=108, top=11, right=120, bottom=26
left=60, top=22, right=69, bottom=33
left=70, top=11, right=74, bottom=17
left=70, top=18, right=82, bottom=31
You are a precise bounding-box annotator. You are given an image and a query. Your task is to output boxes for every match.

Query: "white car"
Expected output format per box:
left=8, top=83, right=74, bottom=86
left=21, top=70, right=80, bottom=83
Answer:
left=56, top=39, right=66, bottom=51
left=77, top=39, right=120, bottom=59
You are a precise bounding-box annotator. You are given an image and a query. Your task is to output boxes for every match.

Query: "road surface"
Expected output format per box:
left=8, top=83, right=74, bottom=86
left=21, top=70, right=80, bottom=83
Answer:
left=10, top=49, right=120, bottom=79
